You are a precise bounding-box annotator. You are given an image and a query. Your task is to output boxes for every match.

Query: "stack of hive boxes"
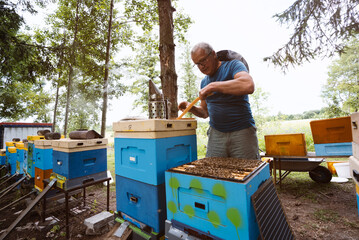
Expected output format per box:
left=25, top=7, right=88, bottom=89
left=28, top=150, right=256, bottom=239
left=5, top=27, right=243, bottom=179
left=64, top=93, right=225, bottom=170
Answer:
left=310, top=116, right=353, bottom=156
left=349, top=112, right=359, bottom=217
left=15, top=142, right=27, bottom=175
left=0, top=149, right=5, bottom=165
left=113, top=119, right=197, bottom=235
left=50, top=138, right=108, bottom=190
left=27, top=135, right=46, bottom=178
left=33, top=140, right=54, bottom=191
left=5, top=141, right=18, bottom=175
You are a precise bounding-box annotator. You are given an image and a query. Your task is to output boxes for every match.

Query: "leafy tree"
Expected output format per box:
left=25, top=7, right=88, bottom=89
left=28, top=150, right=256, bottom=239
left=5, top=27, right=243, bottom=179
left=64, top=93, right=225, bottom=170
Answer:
left=178, top=43, right=199, bottom=118
left=249, top=85, right=269, bottom=128
left=42, top=0, right=127, bottom=134
left=129, top=32, right=161, bottom=115
left=0, top=0, right=53, bottom=121
left=322, top=36, right=359, bottom=117
left=124, top=0, right=192, bottom=116
left=265, top=0, right=359, bottom=70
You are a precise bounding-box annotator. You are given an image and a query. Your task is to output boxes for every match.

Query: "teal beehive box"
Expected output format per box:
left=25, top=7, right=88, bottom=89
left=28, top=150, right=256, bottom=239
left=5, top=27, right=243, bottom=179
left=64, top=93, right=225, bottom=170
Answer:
left=15, top=142, right=26, bottom=175
left=113, top=119, right=197, bottom=186
left=34, top=140, right=53, bottom=170
left=165, top=158, right=270, bottom=240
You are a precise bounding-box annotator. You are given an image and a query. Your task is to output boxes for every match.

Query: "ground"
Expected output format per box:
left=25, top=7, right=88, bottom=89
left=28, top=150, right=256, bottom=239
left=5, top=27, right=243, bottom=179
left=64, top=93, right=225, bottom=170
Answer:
left=1, top=172, right=359, bottom=240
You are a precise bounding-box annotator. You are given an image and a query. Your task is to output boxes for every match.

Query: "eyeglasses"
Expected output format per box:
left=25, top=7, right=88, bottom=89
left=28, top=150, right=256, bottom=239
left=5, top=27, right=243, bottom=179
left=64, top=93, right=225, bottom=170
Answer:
left=193, top=52, right=212, bottom=68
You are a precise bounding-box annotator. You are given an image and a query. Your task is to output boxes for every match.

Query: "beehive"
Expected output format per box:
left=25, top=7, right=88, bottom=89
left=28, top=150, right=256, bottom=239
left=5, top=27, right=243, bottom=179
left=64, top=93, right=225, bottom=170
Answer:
left=310, top=116, right=352, bottom=144
left=15, top=142, right=27, bottom=175
left=165, top=157, right=269, bottom=240
left=0, top=149, right=6, bottom=165
left=113, top=119, right=197, bottom=185
left=51, top=138, right=108, bottom=180
left=314, top=142, right=352, bottom=156
left=116, top=175, right=166, bottom=233
left=34, top=167, right=52, bottom=192
left=34, top=140, right=53, bottom=170
left=264, top=133, right=307, bottom=156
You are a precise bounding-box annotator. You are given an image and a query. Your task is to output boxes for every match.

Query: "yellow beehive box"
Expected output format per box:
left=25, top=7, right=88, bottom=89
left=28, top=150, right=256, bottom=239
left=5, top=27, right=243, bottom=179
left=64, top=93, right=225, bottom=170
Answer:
left=265, top=133, right=307, bottom=156
left=310, top=116, right=352, bottom=144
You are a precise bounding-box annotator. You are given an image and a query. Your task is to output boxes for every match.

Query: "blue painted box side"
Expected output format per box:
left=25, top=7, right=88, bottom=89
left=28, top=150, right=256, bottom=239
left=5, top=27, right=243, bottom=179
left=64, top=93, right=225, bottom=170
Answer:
left=10, top=162, right=17, bottom=175
left=16, top=160, right=24, bottom=174
left=52, top=148, right=107, bottom=179
left=314, top=142, right=353, bottom=156
left=34, top=148, right=53, bottom=170
left=27, top=143, right=35, bottom=177
left=165, top=163, right=270, bottom=240
left=115, top=175, right=166, bottom=233
left=8, top=152, right=17, bottom=165
left=115, top=135, right=197, bottom=185
left=0, top=156, right=5, bottom=165
left=16, top=149, right=25, bottom=174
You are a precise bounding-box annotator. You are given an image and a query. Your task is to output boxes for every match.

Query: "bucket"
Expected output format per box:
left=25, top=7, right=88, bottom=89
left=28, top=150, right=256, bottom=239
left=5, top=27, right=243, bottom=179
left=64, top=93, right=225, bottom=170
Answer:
left=333, top=162, right=351, bottom=179
left=327, top=161, right=344, bottom=175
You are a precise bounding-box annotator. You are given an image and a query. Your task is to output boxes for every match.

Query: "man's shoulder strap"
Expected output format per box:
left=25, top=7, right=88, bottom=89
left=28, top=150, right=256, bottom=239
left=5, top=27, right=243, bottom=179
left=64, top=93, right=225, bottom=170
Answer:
left=216, top=50, right=250, bottom=73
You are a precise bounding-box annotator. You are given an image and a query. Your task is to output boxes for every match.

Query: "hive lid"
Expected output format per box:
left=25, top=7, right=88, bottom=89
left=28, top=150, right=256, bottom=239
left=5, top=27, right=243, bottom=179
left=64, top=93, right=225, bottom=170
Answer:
left=51, top=138, right=108, bottom=148
left=168, top=157, right=265, bottom=182
left=34, top=140, right=54, bottom=147
left=112, top=119, right=197, bottom=132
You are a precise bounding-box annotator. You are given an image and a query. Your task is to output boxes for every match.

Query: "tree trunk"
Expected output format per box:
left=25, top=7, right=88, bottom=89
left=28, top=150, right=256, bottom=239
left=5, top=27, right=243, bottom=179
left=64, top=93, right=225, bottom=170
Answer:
left=157, top=0, right=177, bottom=118
left=101, top=0, right=114, bottom=137
left=64, top=0, right=80, bottom=136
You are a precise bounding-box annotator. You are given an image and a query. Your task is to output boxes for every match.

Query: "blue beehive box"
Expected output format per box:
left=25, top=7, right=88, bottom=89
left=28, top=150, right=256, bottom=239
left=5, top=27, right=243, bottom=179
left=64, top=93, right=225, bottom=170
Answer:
left=0, top=149, right=6, bottom=165
left=51, top=138, right=108, bottom=180
left=116, top=174, right=166, bottom=233
left=314, top=142, right=352, bottom=156
left=34, top=140, right=53, bottom=170
left=165, top=158, right=270, bottom=240
left=5, top=141, right=16, bottom=164
left=15, top=142, right=26, bottom=175
left=113, top=119, right=197, bottom=185
left=7, top=147, right=17, bottom=165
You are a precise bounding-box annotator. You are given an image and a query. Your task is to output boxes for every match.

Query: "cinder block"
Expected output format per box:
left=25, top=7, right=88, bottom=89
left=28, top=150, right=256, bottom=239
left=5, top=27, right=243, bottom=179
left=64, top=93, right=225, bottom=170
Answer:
left=84, top=211, right=114, bottom=231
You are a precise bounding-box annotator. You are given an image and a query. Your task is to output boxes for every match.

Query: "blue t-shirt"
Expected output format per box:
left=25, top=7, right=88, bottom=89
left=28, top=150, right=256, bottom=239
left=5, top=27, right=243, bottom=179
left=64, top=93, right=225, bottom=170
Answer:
left=200, top=60, right=255, bottom=132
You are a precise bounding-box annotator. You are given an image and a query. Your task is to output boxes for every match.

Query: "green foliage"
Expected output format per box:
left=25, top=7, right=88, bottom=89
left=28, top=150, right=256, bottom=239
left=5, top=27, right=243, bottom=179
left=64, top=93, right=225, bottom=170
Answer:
left=128, top=32, right=160, bottom=113
left=196, top=121, right=209, bottom=159
left=322, top=36, right=359, bottom=116
left=124, top=0, right=193, bottom=113
left=257, top=119, right=315, bottom=153
left=265, top=0, right=359, bottom=71
left=0, top=0, right=54, bottom=121
left=178, top=43, right=200, bottom=118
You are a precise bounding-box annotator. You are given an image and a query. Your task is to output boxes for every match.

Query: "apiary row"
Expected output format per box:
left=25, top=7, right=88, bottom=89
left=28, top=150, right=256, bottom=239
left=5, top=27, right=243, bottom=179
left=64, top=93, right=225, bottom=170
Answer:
left=113, top=119, right=271, bottom=239
left=1, top=135, right=108, bottom=191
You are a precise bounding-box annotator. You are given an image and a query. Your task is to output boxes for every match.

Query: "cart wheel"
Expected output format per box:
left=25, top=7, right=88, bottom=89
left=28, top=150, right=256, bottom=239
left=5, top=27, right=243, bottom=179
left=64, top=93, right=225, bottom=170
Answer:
left=309, top=166, right=332, bottom=183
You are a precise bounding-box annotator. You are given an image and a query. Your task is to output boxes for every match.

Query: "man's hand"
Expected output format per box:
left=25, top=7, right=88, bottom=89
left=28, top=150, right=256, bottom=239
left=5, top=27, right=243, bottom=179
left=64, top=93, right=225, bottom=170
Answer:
left=178, top=101, right=190, bottom=111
